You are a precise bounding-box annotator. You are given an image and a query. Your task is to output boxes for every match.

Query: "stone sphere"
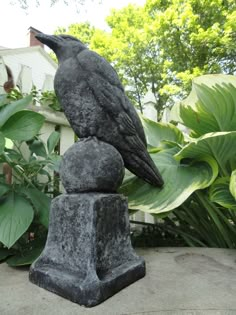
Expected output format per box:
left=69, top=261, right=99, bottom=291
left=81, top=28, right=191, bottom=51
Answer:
left=60, top=138, right=125, bottom=193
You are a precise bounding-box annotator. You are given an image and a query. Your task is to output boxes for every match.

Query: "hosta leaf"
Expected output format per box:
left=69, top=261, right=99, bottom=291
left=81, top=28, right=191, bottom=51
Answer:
left=0, top=183, right=10, bottom=197
left=119, top=146, right=218, bottom=213
left=5, top=138, right=13, bottom=149
left=140, top=115, right=184, bottom=148
left=169, top=101, right=181, bottom=123
left=47, top=131, right=60, bottom=154
left=0, top=192, right=34, bottom=248
left=19, top=187, right=51, bottom=228
left=6, top=247, right=43, bottom=266
left=48, top=154, right=62, bottom=172
left=0, top=248, right=14, bottom=262
left=0, top=95, right=32, bottom=128
left=0, top=132, right=5, bottom=154
left=175, top=132, right=236, bottom=176
left=209, top=177, right=236, bottom=211
left=28, top=139, right=47, bottom=158
left=0, top=94, right=7, bottom=107
left=176, top=74, right=236, bottom=137
left=229, top=170, right=236, bottom=200
left=1, top=110, right=45, bottom=141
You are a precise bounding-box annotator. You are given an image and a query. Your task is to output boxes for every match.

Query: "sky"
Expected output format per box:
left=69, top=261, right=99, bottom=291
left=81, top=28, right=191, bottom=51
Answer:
left=1, top=0, right=146, bottom=48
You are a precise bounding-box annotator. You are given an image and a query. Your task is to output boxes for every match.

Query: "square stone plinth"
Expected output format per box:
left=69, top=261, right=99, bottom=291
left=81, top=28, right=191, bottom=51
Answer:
left=29, top=193, right=145, bottom=307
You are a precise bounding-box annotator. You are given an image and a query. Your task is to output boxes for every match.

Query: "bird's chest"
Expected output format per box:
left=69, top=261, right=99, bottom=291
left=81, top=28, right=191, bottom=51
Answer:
left=54, top=60, right=107, bottom=137
left=55, top=60, right=85, bottom=97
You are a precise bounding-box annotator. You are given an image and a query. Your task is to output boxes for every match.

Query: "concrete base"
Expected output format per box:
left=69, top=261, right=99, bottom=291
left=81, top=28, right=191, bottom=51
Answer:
left=29, top=193, right=145, bottom=307
left=1, top=248, right=236, bottom=314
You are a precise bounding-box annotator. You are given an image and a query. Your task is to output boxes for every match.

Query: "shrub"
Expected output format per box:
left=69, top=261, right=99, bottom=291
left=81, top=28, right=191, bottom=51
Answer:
left=120, top=74, right=236, bottom=248
left=0, top=94, right=61, bottom=266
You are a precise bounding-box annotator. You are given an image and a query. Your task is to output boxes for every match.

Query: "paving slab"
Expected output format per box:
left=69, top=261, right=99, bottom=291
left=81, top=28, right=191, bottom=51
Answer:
left=0, top=247, right=236, bottom=315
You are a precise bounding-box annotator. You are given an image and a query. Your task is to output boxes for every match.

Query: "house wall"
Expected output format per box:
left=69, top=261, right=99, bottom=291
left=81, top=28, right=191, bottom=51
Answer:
left=0, top=50, right=56, bottom=91
left=142, top=90, right=158, bottom=121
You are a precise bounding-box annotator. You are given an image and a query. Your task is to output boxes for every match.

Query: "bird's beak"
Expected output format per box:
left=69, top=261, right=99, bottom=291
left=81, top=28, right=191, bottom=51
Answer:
left=35, top=33, right=59, bottom=50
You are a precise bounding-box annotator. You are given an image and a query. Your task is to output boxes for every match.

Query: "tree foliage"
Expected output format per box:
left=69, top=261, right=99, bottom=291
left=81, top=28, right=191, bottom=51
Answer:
left=54, top=0, right=236, bottom=116
left=54, top=22, right=95, bottom=46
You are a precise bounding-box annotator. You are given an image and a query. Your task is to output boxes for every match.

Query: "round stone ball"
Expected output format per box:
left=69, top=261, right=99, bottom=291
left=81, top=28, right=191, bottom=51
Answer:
left=60, top=138, right=125, bottom=193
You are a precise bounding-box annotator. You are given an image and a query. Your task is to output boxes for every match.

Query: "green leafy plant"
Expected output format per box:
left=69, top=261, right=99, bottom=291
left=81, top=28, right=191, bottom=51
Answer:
left=6, top=87, right=24, bottom=101
left=7, top=86, right=62, bottom=112
left=120, top=74, right=236, bottom=248
left=40, top=90, right=62, bottom=112
left=0, top=95, right=61, bottom=266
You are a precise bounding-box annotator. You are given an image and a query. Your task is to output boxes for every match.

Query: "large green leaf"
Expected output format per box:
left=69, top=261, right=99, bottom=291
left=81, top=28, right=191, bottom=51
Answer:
left=140, top=115, right=184, bottom=148
left=47, top=131, right=60, bottom=154
left=0, top=248, right=14, bottom=262
left=229, top=170, right=236, bottom=200
left=48, top=154, right=62, bottom=172
left=0, top=192, right=34, bottom=248
left=6, top=247, right=43, bottom=266
left=175, top=132, right=236, bottom=176
left=5, top=138, right=13, bottom=149
left=0, top=94, right=8, bottom=107
left=20, top=187, right=51, bottom=228
left=1, top=110, right=45, bottom=141
left=0, top=132, right=5, bottom=154
left=0, top=183, right=10, bottom=197
left=0, top=95, right=32, bottom=128
left=174, top=75, right=236, bottom=137
left=119, top=146, right=218, bottom=213
left=28, top=139, right=47, bottom=158
left=209, top=177, right=236, bottom=211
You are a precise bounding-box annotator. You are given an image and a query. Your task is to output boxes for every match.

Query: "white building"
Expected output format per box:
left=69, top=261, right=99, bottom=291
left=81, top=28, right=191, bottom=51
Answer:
left=0, top=27, right=57, bottom=94
left=0, top=27, right=74, bottom=156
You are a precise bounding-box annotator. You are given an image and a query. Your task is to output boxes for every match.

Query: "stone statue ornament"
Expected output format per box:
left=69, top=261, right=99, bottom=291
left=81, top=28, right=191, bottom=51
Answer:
left=29, top=33, right=164, bottom=307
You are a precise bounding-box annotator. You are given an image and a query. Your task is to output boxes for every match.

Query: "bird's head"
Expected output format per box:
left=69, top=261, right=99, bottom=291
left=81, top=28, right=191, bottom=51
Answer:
left=35, top=33, right=87, bottom=63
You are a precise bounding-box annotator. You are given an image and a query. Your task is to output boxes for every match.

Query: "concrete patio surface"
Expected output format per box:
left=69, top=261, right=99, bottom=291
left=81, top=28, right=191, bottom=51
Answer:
left=0, top=247, right=236, bottom=315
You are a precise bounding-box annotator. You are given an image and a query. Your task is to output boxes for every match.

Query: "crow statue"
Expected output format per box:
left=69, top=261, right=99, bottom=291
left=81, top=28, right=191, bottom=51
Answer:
left=36, top=33, right=164, bottom=187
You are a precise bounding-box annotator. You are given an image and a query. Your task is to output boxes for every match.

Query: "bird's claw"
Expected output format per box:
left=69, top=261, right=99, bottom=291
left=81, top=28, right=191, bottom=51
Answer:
left=81, top=136, right=99, bottom=143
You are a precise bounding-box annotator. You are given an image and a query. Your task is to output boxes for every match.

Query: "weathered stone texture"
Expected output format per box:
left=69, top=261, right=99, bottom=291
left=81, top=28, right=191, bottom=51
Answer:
left=29, top=193, right=145, bottom=307
left=60, top=139, right=125, bottom=193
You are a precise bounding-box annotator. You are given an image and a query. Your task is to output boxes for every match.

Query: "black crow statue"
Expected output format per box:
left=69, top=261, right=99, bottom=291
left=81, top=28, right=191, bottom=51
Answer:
left=36, top=33, right=164, bottom=187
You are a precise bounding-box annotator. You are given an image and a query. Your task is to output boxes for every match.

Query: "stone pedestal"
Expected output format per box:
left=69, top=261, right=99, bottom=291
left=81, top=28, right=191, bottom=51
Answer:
left=29, top=193, right=145, bottom=307
left=30, top=139, right=145, bottom=306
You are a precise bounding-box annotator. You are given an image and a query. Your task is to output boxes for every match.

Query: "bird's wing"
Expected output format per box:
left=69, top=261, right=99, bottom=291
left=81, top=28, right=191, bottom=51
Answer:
left=77, top=49, right=124, bottom=91
left=77, top=49, right=147, bottom=146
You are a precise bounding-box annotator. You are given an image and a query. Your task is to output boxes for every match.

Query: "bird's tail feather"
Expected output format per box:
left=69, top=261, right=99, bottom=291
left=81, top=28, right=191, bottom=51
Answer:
left=124, top=152, right=164, bottom=187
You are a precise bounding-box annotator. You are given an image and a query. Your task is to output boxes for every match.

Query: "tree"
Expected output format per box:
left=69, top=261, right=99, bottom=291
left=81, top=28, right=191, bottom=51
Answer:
left=53, top=0, right=236, bottom=117
left=144, top=0, right=236, bottom=100
left=54, top=22, right=96, bottom=46
left=54, top=6, right=154, bottom=113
